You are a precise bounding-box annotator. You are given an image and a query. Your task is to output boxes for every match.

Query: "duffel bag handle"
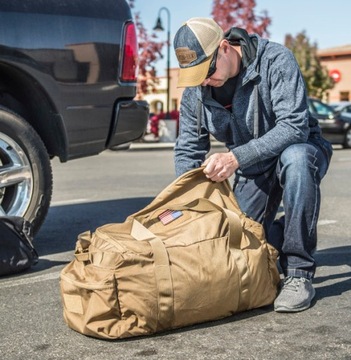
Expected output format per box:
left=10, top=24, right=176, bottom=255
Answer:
left=222, top=207, right=242, bottom=247
left=74, top=231, right=92, bottom=262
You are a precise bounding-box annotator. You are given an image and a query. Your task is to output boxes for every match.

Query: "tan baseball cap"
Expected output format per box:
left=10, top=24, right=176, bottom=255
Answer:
left=173, top=18, right=224, bottom=87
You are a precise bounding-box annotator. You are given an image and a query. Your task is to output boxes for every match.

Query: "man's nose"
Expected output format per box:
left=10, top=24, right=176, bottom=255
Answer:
left=201, top=78, right=211, bottom=86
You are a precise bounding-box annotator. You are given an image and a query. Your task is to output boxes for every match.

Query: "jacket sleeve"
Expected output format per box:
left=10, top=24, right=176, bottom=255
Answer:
left=232, top=46, right=310, bottom=170
left=174, top=87, right=210, bottom=177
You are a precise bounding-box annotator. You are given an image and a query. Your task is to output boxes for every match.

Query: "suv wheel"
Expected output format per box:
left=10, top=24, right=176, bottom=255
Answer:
left=0, top=107, right=52, bottom=234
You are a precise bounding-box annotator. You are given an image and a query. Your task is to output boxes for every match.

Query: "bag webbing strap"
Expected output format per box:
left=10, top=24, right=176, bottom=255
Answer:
left=74, top=252, right=90, bottom=262
left=222, top=209, right=251, bottom=310
left=229, top=248, right=251, bottom=311
left=131, top=219, right=174, bottom=330
left=74, top=231, right=92, bottom=262
left=222, top=208, right=242, bottom=247
left=148, top=237, right=174, bottom=330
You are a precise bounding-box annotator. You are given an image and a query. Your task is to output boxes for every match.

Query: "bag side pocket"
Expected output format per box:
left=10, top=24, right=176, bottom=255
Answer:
left=60, top=262, right=120, bottom=340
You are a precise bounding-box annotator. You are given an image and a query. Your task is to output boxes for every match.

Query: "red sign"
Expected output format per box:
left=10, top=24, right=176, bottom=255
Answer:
left=329, top=69, right=341, bottom=83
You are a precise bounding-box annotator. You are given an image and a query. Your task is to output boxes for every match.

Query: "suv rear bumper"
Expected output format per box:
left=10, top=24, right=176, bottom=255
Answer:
left=107, top=100, right=149, bottom=148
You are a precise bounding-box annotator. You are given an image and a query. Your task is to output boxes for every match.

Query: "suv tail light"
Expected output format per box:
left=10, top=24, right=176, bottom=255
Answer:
left=121, top=22, right=138, bottom=82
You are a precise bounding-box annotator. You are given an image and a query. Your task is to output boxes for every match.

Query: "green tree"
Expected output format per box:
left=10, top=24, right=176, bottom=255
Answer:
left=285, top=32, right=334, bottom=99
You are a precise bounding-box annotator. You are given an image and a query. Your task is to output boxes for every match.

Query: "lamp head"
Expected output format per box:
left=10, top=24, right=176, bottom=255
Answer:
left=153, top=17, right=164, bottom=31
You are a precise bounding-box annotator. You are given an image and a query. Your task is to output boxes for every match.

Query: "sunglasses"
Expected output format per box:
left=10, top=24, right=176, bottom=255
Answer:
left=206, top=48, right=219, bottom=79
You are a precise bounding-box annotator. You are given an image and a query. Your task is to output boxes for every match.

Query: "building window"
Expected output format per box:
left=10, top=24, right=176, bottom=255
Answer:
left=150, top=100, right=163, bottom=114
left=340, top=91, right=350, bottom=101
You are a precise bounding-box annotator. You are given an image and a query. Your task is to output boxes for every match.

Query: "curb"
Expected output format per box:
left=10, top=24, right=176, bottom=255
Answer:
left=129, top=140, right=225, bottom=151
left=130, top=141, right=175, bottom=151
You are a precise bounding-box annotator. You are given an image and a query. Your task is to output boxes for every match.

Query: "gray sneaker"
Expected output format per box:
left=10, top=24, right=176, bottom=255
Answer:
left=274, top=276, right=316, bottom=312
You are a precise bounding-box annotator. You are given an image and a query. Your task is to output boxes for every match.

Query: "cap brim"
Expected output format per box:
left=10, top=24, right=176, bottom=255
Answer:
left=177, top=54, right=213, bottom=88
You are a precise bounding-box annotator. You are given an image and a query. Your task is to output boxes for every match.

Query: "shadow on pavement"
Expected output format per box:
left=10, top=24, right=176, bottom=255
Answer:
left=34, top=197, right=154, bottom=256
left=0, top=197, right=153, bottom=278
left=313, top=246, right=351, bottom=300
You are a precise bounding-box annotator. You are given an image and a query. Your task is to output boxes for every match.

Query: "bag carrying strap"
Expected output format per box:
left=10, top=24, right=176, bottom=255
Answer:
left=131, top=219, right=174, bottom=330
left=74, top=231, right=92, bottom=262
left=222, top=207, right=242, bottom=247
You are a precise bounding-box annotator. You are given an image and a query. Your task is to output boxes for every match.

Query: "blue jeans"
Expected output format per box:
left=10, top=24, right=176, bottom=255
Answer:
left=234, top=137, right=333, bottom=279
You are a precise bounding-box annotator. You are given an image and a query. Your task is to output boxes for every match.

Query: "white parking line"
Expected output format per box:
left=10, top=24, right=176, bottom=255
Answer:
left=51, top=198, right=90, bottom=206
left=318, top=219, right=337, bottom=226
left=337, top=157, right=351, bottom=162
left=0, top=271, right=60, bottom=289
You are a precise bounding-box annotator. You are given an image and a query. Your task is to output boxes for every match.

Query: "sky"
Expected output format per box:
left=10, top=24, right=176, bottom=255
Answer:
left=134, top=0, right=351, bottom=76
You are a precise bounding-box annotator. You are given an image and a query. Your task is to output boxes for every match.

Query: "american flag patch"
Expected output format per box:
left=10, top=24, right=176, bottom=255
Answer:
left=158, top=209, right=183, bottom=225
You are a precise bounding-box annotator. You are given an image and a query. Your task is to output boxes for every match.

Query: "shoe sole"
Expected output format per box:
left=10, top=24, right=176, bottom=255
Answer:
left=274, top=288, right=316, bottom=313
left=274, top=302, right=311, bottom=313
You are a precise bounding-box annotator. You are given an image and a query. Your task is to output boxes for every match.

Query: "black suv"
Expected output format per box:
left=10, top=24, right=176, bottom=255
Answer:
left=0, top=0, right=148, bottom=233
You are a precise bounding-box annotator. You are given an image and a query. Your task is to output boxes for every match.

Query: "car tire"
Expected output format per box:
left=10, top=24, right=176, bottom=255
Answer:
left=343, top=127, right=351, bottom=148
left=0, top=107, right=52, bottom=234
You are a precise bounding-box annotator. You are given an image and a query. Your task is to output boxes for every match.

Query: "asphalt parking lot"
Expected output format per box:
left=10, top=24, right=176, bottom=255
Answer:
left=0, top=145, right=350, bottom=360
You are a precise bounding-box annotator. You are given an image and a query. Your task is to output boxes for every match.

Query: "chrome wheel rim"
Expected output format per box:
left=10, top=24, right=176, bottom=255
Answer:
left=0, top=132, right=33, bottom=216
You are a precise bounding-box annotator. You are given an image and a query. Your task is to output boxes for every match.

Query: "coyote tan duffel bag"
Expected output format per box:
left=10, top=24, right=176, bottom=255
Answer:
left=60, top=167, right=280, bottom=339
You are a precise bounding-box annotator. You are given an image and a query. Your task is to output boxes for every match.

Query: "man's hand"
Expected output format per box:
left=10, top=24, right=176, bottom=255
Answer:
left=203, top=151, right=239, bottom=182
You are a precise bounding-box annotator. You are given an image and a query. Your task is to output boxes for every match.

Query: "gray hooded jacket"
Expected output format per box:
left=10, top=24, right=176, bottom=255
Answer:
left=174, top=34, right=321, bottom=177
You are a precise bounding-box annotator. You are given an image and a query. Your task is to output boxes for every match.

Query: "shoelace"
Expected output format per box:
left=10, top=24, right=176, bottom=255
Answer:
left=283, top=276, right=306, bottom=292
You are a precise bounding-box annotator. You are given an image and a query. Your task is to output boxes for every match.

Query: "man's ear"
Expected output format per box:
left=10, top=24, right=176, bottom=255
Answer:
left=219, top=39, right=230, bottom=53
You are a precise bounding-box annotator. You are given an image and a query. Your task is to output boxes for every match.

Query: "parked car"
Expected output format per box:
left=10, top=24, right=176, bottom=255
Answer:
left=307, top=97, right=351, bottom=149
left=0, top=0, right=149, bottom=234
left=329, top=101, right=351, bottom=120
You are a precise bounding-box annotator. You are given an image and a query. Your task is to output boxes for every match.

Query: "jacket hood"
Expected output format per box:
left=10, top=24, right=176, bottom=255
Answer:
left=241, top=33, right=269, bottom=85
left=224, top=27, right=257, bottom=68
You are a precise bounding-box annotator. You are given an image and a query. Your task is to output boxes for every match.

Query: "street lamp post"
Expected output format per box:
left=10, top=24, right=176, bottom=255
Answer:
left=153, top=7, right=171, bottom=119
